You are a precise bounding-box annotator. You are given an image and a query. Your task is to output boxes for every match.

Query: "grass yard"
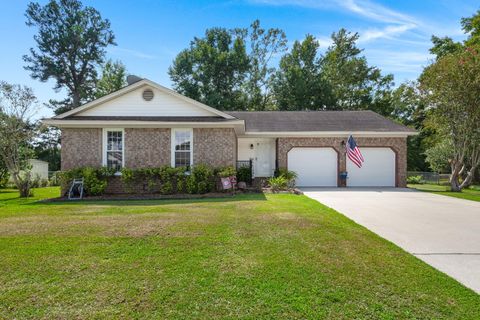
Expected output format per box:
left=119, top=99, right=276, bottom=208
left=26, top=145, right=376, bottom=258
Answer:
left=0, top=187, right=479, bottom=319
left=408, top=184, right=480, bottom=202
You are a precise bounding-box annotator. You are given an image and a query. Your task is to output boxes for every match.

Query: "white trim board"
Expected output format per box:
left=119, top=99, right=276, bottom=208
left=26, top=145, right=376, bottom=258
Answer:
left=42, top=119, right=244, bottom=128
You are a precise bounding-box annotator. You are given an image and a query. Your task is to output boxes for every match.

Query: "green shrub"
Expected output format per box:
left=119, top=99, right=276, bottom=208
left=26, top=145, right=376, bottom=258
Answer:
left=275, top=168, right=297, bottom=188
left=197, top=181, right=208, bottom=194
left=176, top=178, right=185, bottom=193
left=59, top=167, right=115, bottom=196
left=121, top=166, right=186, bottom=193
left=186, top=164, right=215, bottom=194
left=267, top=176, right=288, bottom=192
left=217, top=166, right=236, bottom=178
left=160, top=181, right=173, bottom=195
left=122, top=165, right=217, bottom=194
left=186, top=175, right=197, bottom=194
left=48, top=172, right=60, bottom=186
left=236, top=166, right=252, bottom=183
left=62, top=164, right=239, bottom=196
left=407, top=175, right=424, bottom=184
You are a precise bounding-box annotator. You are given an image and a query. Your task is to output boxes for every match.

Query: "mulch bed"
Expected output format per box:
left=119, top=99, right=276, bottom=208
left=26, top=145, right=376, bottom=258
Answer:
left=262, top=188, right=303, bottom=195
left=40, top=189, right=261, bottom=203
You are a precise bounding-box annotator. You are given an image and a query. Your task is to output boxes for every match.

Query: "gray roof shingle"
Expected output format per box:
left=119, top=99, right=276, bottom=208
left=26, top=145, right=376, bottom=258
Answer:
left=227, top=110, right=415, bottom=133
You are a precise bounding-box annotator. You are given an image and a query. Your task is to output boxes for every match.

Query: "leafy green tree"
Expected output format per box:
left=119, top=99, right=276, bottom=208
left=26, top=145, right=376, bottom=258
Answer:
left=0, top=82, right=38, bottom=197
left=390, top=82, right=433, bottom=171
left=321, top=29, right=394, bottom=115
left=169, top=27, right=250, bottom=110
left=241, top=20, right=287, bottom=110
left=425, top=139, right=453, bottom=173
left=24, top=0, right=116, bottom=114
left=420, top=47, right=480, bottom=191
left=95, top=60, right=127, bottom=98
left=272, top=35, right=331, bottom=110
left=429, top=36, right=463, bottom=59
left=461, top=9, right=480, bottom=47
left=430, top=10, right=480, bottom=59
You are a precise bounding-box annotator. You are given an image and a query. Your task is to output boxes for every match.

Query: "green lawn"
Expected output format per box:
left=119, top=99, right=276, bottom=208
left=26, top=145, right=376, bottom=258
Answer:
left=408, top=184, right=480, bottom=202
left=0, top=187, right=479, bottom=319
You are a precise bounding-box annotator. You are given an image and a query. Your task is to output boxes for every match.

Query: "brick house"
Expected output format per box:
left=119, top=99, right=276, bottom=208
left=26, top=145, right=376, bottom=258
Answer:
left=43, top=77, right=416, bottom=189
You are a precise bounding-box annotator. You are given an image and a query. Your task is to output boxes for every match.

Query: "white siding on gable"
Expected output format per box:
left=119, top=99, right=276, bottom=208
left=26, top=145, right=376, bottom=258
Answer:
left=77, top=86, right=217, bottom=117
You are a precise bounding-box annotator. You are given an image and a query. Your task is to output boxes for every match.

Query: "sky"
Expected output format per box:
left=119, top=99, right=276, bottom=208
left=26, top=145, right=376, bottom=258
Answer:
left=0, top=0, right=477, bottom=119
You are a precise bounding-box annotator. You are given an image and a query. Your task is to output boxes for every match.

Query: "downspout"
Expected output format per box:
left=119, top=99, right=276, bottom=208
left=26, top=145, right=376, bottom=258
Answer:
left=275, top=138, right=279, bottom=175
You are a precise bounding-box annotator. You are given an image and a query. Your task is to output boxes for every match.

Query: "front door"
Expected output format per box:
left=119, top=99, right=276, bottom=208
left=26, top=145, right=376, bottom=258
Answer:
left=254, top=140, right=274, bottom=177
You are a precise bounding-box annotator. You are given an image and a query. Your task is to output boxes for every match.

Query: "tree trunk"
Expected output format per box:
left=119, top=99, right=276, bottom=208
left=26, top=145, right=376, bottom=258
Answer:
left=459, top=164, right=479, bottom=190
left=10, top=171, right=32, bottom=198
left=449, top=161, right=463, bottom=192
left=72, top=91, right=81, bottom=108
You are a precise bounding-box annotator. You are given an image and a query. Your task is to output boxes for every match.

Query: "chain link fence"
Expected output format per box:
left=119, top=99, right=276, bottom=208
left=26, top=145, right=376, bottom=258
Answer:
left=407, top=171, right=450, bottom=185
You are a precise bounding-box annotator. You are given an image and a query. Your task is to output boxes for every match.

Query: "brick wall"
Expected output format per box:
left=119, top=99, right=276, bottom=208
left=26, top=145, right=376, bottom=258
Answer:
left=125, top=128, right=170, bottom=168
left=61, top=126, right=237, bottom=171
left=277, top=137, right=407, bottom=187
left=61, top=128, right=102, bottom=170
left=193, top=128, right=237, bottom=167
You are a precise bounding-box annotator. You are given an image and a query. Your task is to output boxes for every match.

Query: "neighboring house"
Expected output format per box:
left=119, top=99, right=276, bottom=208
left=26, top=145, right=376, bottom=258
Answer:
left=43, top=77, right=416, bottom=190
left=29, top=159, right=49, bottom=180
left=9, top=159, right=49, bottom=183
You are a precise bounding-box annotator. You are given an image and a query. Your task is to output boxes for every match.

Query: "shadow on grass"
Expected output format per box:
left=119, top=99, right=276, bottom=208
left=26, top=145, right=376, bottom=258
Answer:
left=32, top=192, right=268, bottom=207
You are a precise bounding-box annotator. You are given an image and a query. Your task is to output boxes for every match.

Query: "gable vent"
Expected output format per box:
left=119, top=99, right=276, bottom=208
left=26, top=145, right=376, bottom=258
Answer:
left=142, top=89, right=154, bottom=101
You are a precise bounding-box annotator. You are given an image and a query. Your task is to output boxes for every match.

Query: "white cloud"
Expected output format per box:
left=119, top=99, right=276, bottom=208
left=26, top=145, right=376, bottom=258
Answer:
left=316, top=36, right=333, bottom=48
left=366, top=49, right=433, bottom=74
left=358, top=23, right=416, bottom=43
left=247, top=0, right=464, bottom=82
left=249, top=0, right=420, bottom=45
left=249, top=0, right=418, bottom=25
left=338, top=0, right=417, bottom=25
left=109, top=47, right=158, bottom=60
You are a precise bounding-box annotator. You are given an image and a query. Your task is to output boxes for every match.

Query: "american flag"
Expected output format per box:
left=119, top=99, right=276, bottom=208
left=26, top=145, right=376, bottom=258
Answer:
left=346, top=135, right=364, bottom=168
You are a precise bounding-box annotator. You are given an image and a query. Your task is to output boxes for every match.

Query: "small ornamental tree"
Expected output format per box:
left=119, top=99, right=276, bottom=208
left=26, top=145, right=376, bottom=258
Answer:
left=420, top=47, right=480, bottom=191
left=0, top=82, right=39, bottom=197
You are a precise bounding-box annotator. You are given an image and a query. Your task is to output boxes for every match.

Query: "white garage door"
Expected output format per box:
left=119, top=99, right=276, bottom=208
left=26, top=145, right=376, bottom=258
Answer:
left=347, top=147, right=395, bottom=187
left=288, top=148, right=337, bottom=187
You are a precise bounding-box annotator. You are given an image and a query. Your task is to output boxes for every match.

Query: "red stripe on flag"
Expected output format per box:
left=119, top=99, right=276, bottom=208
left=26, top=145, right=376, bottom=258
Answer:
left=347, top=148, right=362, bottom=163
left=347, top=150, right=362, bottom=168
left=354, top=147, right=364, bottom=161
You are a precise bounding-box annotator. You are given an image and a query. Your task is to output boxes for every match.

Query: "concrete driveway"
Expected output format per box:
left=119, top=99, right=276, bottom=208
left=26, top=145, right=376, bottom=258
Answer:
left=302, top=188, right=480, bottom=294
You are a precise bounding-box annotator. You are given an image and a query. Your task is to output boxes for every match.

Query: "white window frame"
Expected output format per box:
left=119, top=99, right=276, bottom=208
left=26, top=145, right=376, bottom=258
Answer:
left=102, top=128, right=125, bottom=173
left=171, top=128, right=193, bottom=168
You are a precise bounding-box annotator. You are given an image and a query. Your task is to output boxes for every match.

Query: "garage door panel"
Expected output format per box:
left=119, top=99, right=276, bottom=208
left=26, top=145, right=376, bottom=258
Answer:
left=347, top=148, right=395, bottom=187
left=288, top=148, right=337, bottom=187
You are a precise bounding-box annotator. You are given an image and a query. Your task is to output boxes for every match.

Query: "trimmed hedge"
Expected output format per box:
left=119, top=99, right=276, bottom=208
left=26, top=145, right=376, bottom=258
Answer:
left=59, top=165, right=237, bottom=197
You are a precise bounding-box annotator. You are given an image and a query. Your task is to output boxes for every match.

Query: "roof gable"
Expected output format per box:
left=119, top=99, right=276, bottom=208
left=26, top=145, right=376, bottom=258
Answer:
left=54, top=79, right=234, bottom=119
